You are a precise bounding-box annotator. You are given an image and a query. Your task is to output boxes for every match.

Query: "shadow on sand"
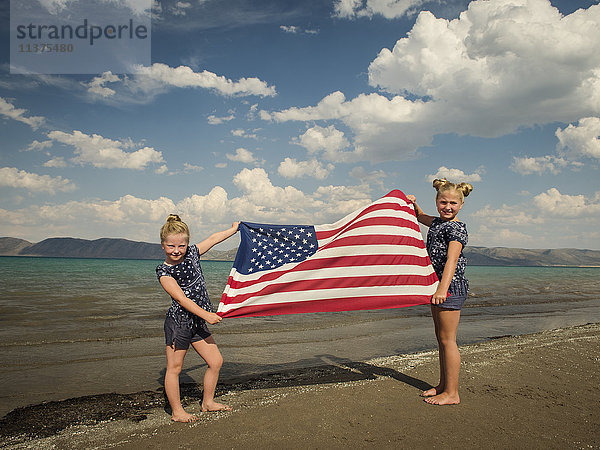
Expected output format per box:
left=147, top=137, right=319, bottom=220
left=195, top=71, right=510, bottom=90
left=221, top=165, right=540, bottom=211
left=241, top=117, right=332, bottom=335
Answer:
left=0, top=354, right=430, bottom=444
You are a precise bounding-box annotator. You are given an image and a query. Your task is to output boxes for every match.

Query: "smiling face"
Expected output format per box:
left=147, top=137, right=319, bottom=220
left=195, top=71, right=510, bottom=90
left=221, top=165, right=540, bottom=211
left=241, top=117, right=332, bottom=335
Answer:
left=436, top=189, right=464, bottom=221
left=161, top=233, right=189, bottom=265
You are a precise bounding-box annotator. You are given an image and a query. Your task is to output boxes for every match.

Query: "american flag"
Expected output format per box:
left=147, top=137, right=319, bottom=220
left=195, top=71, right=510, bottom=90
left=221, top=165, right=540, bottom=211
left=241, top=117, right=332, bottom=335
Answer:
left=217, top=190, right=438, bottom=318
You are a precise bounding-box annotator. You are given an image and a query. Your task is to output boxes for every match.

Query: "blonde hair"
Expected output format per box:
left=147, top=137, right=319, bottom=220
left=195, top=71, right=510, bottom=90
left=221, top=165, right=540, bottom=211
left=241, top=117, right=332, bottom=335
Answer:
left=432, top=178, right=473, bottom=203
left=160, top=214, right=190, bottom=243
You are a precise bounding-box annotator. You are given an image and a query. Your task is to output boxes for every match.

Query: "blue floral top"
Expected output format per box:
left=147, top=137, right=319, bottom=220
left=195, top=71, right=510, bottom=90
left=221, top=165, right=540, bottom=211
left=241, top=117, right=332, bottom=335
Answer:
left=426, top=217, right=469, bottom=298
left=156, top=244, right=212, bottom=328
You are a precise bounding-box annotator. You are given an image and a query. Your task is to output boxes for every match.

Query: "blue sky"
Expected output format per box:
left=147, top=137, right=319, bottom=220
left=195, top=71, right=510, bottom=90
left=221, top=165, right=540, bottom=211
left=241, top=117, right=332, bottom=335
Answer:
left=1, top=0, right=599, bottom=250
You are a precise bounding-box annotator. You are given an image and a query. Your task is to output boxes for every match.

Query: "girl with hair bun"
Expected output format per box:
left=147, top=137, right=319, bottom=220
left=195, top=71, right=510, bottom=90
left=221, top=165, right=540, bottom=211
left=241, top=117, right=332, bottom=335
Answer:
left=157, top=214, right=239, bottom=422
left=407, top=178, right=473, bottom=406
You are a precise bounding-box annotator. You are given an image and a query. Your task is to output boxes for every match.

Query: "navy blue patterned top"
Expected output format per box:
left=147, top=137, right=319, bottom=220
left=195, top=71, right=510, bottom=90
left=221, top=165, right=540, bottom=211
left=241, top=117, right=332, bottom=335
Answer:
left=426, top=217, right=469, bottom=298
left=156, top=244, right=212, bottom=328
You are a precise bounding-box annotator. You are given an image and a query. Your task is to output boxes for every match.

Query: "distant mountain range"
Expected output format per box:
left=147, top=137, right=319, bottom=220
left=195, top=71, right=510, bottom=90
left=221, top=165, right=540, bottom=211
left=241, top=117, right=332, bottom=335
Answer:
left=0, top=237, right=237, bottom=261
left=1, top=236, right=599, bottom=266
left=462, top=246, right=600, bottom=267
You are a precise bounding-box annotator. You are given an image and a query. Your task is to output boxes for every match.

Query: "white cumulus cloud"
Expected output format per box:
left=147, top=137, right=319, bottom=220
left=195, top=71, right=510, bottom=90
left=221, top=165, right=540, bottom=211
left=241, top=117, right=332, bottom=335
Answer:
left=512, top=117, right=599, bottom=175
left=265, top=0, right=600, bottom=163
left=0, top=97, right=45, bottom=130
left=84, top=72, right=120, bottom=98
left=227, top=168, right=372, bottom=223
left=207, top=114, right=235, bottom=125
left=230, top=168, right=315, bottom=219
left=473, top=224, right=534, bottom=248
left=312, top=184, right=373, bottom=217
left=183, top=163, right=203, bottom=173
left=0, top=168, right=378, bottom=242
left=24, top=140, right=53, bottom=152
left=226, top=148, right=256, bottom=164
left=0, top=187, right=232, bottom=242
left=43, top=157, right=68, bottom=168
left=295, top=125, right=352, bottom=162
left=426, top=166, right=482, bottom=183
left=278, top=158, right=334, bottom=180
left=510, top=155, right=570, bottom=175
left=264, top=91, right=429, bottom=162
left=333, top=0, right=426, bottom=19
left=175, top=186, right=230, bottom=224
left=556, top=117, right=600, bottom=159
left=368, top=0, right=600, bottom=132
left=0, top=167, right=76, bottom=194
left=47, top=130, right=165, bottom=170
left=84, top=64, right=276, bottom=102
left=533, top=188, right=600, bottom=217
left=132, top=63, right=276, bottom=96
left=280, top=25, right=319, bottom=34
left=280, top=25, right=299, bottom=33
left=470, top=187, right=600, bottom=248
left=231, top=128, right=258, bottom=139
left=349, top=167, right=387, bottom=188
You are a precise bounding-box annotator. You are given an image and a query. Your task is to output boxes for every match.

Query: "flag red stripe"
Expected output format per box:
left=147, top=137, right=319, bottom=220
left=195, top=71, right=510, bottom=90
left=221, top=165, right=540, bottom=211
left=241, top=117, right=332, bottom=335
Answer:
left=318, top=234, right=426, bottom=251
left=317, top=217, right=420, bottom=244
left=315, top=202, right=416, bottom=239
left=224, top=253, right=433, bottom=290
left=218, top=189, right=437, bottom=318
left=222, top=273, right=438, bottom=304
left=219, top=294, right=430, bottom=318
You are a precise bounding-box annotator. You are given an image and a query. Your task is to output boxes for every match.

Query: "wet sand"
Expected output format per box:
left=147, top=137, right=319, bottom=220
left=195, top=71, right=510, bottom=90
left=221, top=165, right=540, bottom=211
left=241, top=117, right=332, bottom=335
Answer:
left=2, top=322, right=598, bottom=449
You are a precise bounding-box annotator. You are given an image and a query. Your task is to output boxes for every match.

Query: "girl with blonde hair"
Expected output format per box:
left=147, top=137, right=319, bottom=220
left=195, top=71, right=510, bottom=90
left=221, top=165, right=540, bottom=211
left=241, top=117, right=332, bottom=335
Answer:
left=407, top=178, right=473, bottom=405
left=157, top=214, right=239, bottom=421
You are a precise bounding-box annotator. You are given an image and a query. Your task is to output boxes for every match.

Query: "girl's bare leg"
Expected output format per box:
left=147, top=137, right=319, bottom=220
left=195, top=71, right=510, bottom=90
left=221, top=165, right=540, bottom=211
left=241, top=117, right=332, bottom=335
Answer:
left=424, top=307, right=461, bottom=405
left=165, top=346, right=198, bottom=422
left=422, top=305, right=445, bottom=397
left=191, top=336, right=232, bottom=412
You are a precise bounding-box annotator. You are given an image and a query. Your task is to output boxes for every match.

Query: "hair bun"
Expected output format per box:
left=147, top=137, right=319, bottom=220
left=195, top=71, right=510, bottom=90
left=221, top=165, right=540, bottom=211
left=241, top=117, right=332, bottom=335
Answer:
left=432, top=178, right=474, bottom=201
left=432, top=178, right=449, bottom=191
left=457, top=182, right=473, bottom=198
left=160, top=214, right=190, bottom=242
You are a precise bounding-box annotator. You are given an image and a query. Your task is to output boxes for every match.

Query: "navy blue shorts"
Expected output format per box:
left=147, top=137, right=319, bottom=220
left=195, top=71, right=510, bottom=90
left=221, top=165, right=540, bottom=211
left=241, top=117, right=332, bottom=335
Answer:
left=434, top=293, right=467, bottom=310
left=164, top=316, right=211, bottom=350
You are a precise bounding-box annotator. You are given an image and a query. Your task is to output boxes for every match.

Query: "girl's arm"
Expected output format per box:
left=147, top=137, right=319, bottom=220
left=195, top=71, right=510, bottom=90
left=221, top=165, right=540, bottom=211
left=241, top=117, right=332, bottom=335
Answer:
left=196, top=222, right=240, bottom=256
left=159, top=276, right=222, bottom=324
left=405, top=195, right=435, bottom=227
left=431, top=240, right=463, bottom=305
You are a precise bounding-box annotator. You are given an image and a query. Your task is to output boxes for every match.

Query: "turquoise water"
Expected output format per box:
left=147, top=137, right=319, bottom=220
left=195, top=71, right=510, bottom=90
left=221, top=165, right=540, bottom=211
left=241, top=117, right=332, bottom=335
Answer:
left=0, top=256, right=599, bottom=417
left=0, top=257, right=233, bottom=345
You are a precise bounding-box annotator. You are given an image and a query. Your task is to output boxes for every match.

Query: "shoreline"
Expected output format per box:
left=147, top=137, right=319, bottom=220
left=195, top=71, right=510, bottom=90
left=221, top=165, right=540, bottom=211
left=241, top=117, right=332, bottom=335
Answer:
left=2, top=322, right=598, bottom=449
left=3, top=254, right=600, bottom=268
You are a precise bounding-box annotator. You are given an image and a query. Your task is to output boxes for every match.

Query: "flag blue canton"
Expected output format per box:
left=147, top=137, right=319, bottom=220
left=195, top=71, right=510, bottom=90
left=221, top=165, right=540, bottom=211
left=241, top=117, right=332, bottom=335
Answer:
left=234, top=222, right=318, bottom=274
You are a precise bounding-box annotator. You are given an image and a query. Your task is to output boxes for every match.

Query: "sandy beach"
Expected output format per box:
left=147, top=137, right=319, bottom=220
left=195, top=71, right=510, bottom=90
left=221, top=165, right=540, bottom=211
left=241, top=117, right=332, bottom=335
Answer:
left=2, top=322, right=598, bottom=449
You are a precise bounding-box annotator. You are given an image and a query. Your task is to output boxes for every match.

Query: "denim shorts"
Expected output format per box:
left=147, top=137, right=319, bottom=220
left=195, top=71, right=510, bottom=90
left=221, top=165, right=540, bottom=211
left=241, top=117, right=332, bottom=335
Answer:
left=164, top=316, right=211, bottom=350
left=434, top=293, right=467, bottom=310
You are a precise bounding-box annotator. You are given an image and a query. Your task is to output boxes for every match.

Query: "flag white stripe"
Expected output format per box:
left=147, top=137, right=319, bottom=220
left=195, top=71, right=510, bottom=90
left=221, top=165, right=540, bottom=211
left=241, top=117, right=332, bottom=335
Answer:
left=218, top=190, right=437, bottom=317
left=224, top=264, right=437, bottom=297
left=314, top=195, right=411, bottom=233
left=224, top=244, right=429, bottom=284
left=316, top=224, right=423, bottom=242
left=315, top=211, right=419, bottom=246
left=314, top=208, right=416, bottom=234
left=314, top=244, right=428, bottom=258
left=219, top=284, right=436, bottom=313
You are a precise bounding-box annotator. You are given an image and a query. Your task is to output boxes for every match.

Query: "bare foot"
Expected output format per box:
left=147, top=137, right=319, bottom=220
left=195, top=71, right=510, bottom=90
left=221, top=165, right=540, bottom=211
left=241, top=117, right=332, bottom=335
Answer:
left=201, top=401, right=232, bottom=412
left=171, top=412, right=199, bottom=423
left=424, top=392, right=460, bottom=406
left=421, top=386, right=443, bottom=397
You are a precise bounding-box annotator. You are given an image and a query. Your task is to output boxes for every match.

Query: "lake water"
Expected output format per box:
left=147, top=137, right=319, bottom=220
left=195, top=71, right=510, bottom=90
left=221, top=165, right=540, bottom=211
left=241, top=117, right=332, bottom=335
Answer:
left=1, top=256, right=599, bottom=418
